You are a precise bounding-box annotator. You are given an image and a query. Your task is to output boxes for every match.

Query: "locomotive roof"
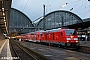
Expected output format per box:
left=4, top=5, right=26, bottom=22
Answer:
left=29, top=28, right=75, bottom=34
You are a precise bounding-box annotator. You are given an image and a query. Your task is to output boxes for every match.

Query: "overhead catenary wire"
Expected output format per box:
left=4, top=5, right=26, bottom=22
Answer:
left=20, top=0, right=24, bottom=8
left=46, top=0, right=49, bottom=13
left=79, top=9, right=90, bottom=14
left=23, top=0, right=29, bottom=11
left=69, top=0, right=90, bottom=18
left=21, top=0, right=90, bottom=19
left=69, top=0, right=82, bottom=11
left=59, top=0, right=90, bottom=19
left=45, top=0, right=52, bottom=14
left=80, top=1, right=90, bottom=18
left=71, top=0, right=90, bottom=12
left=59, top=0, right=81, bottom=9
left=47, top=0, right=82, bottom=10
left=89, top=1, right=90, bottom=10
left=68, top=0, right=81, bottom=4
left=74, top=0, right=90, bottom=15
left=45, top=0, right=89, bottom=16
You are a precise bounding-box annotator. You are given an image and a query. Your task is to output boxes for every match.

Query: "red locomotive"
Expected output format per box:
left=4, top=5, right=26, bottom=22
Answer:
left=20, top=28, right=80, bottom=48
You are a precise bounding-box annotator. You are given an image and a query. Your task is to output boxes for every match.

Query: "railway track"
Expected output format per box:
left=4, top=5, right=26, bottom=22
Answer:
left=9, top=39, right=48, bottom=60
left=15, top=40, right=90, bottom=60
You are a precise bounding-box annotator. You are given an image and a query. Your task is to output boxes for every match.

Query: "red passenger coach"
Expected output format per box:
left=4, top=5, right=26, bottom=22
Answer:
left=18, top=34, right=26, bottom=41
left=35, top=30, right=46, bottom=42
left=35, top=31, right=42, bottom=42
left=41, top=32, right=47, bottom=42
left=28, top=32, right=36, bottom=42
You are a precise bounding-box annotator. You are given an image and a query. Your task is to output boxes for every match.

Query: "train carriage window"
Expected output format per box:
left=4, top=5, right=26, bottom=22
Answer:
left=40, top=34, right=42, bottom=36
left=40, top=32, right=42, bottom=36
left=30, top=33, right=35, bottom=35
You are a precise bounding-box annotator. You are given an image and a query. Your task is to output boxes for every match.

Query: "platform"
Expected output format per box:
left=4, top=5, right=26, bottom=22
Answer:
left=80, top=41, right=90, bottom=47
left=0, top=39, right=12, bottom=60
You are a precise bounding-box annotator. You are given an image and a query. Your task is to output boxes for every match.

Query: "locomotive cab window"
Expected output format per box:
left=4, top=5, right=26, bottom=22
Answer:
left=65, top=30, right=76, bottom=35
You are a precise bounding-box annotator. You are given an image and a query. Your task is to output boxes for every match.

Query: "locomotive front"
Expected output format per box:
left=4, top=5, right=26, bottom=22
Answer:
left=64, top=29, right=80, bottom=47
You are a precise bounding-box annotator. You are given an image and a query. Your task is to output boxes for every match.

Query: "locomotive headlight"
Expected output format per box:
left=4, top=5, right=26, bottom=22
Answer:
left=74, top=38, right=78, bottom=40
left=76, top=40, right=78, bottom=43
left=67, top=38, right=71, bottom=40
left=67, top=40, right=69, bottom=42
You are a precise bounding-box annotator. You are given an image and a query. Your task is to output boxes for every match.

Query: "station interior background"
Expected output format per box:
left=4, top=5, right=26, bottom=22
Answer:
left=9, top=8, right=90, bottom=41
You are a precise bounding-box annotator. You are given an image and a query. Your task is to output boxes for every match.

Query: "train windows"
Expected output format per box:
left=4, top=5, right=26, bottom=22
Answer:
left=51, top=29, right=59, bottom=32
left=40, top=32, right=42, bottom=36
left=31, top=33, right=34, bottom=35
left=65, top=30, right=76, bottom=35
left=40, top=34, right=42, bottom=36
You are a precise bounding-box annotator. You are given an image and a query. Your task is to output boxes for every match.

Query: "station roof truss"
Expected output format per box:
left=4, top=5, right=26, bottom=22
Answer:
left=9, top=8, right=34, bottom=33
left=37, top=10, right=83, bottom=30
